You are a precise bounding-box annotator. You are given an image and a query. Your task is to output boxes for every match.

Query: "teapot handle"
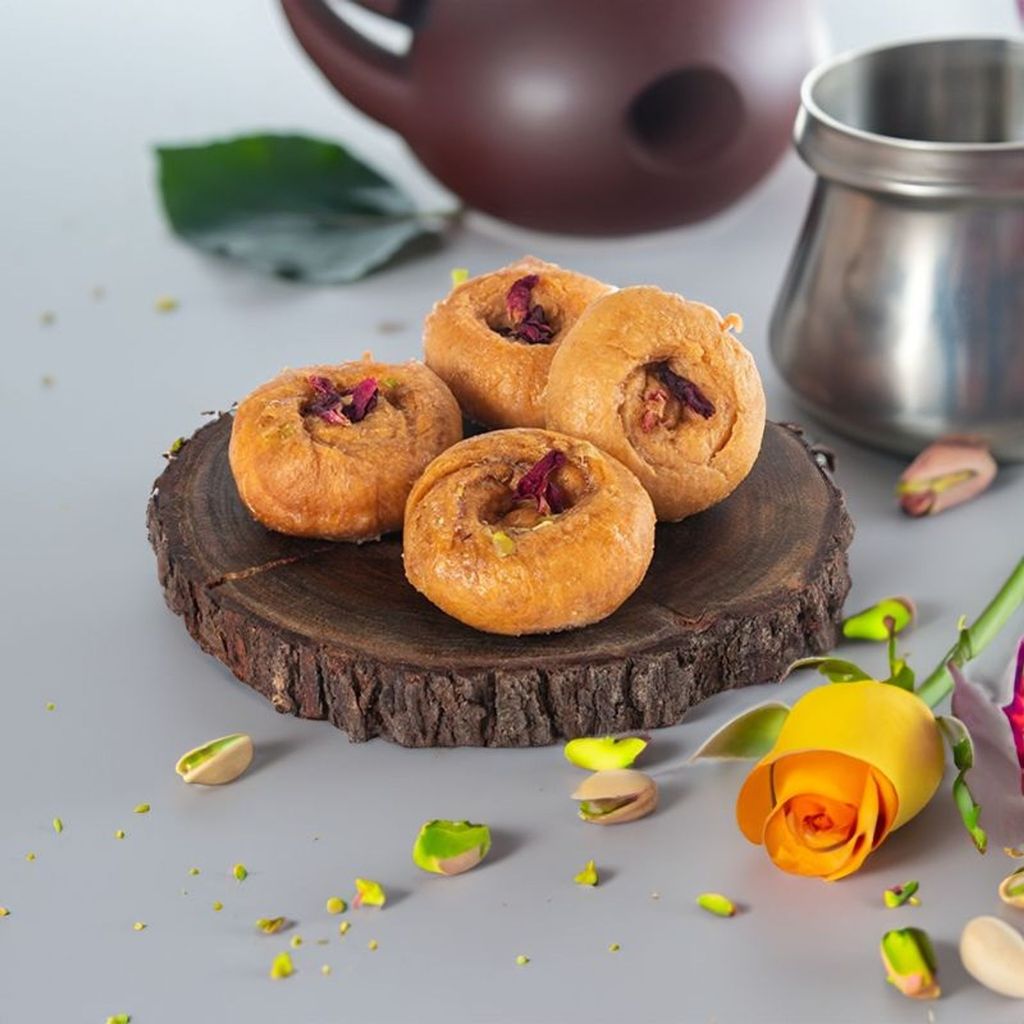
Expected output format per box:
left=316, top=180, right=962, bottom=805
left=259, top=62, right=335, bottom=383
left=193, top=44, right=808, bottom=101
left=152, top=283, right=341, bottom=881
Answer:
left=280, top=0, right=414, bottom=133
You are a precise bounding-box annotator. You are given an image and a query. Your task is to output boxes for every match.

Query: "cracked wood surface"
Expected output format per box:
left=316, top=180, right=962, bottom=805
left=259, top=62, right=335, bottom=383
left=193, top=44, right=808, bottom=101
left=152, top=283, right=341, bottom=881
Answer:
left=147, top=415, right=853, bottom=747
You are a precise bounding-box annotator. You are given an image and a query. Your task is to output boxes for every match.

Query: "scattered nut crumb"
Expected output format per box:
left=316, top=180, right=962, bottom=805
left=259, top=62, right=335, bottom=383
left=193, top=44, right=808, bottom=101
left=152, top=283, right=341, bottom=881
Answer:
left=320, top=964, right=332, bottom=976
left=154, top=296, right=179, bottom=313
left=269, top=952, right=293, bottom=980
left=233, top=863, right=248, bottom=882
left=289, top=935, right=303, bottom=949
left=368, top=939, right=379, bottom=951
left=188, top=867, right=200, bottom=876
left=114, top=830, right=126, bottom=840
left=39, top=311, right=56, bottom=326
left=25, top=853, right=36, bottom=862
left=106, top=1015, right=130, bottom=1024
left=133, top=922, right=146, bottom=932
left=133, top=804, right=150, bottom=815
left=325, top=896, right=346, bottom=915
left=45, top=701, right=56, bottom=711
left=608, top=943, right=621, bottom=953
left=212, top=901, right=223, bottom=912
left=376, top=320, right=405, bottom=335
left=515, top=954, right=529, bottom=966
left=256, top=918, right=286, bottom=935
left=339, top=921, right=351, bottom=936
left=52, top=818, right=63, bottom=834
left=92, top=286, right=106, bottom=300
left=0, top=907, right=10, bottom=917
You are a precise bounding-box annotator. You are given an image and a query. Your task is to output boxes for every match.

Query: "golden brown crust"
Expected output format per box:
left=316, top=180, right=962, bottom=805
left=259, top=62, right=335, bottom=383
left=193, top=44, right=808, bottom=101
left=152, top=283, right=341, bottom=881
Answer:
left=229, top=361, right=462, bottom=541
left=545, top=286, right=766, bottom=521
left=423, top=257, right=612, bottom=429
left=403, top=429, right=655, bottom=635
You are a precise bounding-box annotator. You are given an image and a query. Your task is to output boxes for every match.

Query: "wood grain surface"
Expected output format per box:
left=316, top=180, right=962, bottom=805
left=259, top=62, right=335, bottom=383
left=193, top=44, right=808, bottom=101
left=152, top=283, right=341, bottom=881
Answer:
left=147, top=416, right=853, bottom=747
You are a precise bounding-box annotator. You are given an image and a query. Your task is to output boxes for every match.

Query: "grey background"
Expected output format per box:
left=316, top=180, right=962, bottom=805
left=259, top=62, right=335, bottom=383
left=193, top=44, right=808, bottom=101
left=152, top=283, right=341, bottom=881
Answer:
left=2, top=2, right=1023, bottom=1022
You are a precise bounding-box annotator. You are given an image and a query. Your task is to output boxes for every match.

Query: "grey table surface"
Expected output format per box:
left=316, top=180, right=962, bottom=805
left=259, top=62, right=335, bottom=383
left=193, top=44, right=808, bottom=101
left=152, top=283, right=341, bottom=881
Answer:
left=3, top=2, right=1024, bottom=1022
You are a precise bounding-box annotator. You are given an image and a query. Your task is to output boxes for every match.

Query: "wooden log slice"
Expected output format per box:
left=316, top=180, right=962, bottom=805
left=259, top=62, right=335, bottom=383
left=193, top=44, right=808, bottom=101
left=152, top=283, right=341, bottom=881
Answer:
left=147, top=417, right=853, bottom=747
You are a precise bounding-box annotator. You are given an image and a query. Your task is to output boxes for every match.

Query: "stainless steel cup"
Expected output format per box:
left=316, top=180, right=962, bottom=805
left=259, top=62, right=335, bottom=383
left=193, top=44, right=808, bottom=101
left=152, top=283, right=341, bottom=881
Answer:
left=770, top=37, right=1024, bottom=460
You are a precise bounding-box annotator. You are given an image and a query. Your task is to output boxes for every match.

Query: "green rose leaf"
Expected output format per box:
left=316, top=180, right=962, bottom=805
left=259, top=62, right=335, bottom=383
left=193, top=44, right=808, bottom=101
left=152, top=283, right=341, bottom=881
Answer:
left=155, top=134, right=453, bottom=283
left=689, top=702, right=790, bottom=762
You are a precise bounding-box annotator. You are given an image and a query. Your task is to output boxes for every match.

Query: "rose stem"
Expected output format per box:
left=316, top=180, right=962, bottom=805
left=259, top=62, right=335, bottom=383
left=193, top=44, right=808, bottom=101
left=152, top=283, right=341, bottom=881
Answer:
left=916, top=557, right=1024, bottom=709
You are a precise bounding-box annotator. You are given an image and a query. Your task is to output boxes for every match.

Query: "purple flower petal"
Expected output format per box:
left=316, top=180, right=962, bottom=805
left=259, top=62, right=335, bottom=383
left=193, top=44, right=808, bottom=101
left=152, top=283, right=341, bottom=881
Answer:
left=499, top=276, right=554, bottom=345
left=515, top=450, right=567, bottom=516
left=506, top=274, right=539, bottom=323
left=347, top=377, right=379, bottom=422
left=658, top=364, right=715, bottom=419
left=303, top=374, right=378, bottom=425
left=1002, top=639, right=1024, bottom=793
left=950, top=647, right=1024, bottom=849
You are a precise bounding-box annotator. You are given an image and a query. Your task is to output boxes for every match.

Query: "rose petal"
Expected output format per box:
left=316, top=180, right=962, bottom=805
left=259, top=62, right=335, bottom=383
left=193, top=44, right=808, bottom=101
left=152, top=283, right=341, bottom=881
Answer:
left=515, top=450, right=567, bottom=515
left=1002, top=639, right=1024, bottom=791
left=658, top=364, right=715, bottom=419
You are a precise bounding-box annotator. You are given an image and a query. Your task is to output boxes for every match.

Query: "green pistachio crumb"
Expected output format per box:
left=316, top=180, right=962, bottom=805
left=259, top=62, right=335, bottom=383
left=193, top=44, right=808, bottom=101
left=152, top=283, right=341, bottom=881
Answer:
left=321, top=964, right=332, bottom=976
left=515, top=954, right=529, bottom=966
left=290, top=935, right=303, bottom=949
left=114, top=830, right=126, bottom=840
left=212, top=901, right=223, bottom=912
left=368, top=939, right=379, bottom=951
left=233, top=863, right=248, bottom=882
left=133, top=804, right=150, bottom=814
left=40, top=311, right=56, bottom=326
left=608, top=943, right=621, bottom=952
left=339, top=921, right=351, bottom=936
left=154, top=296, right=179, bottom=313
left=106, top=1015, right=131, bottom=1024
left=45, top=701, right=56, bottom=711
left=25, top=852, right=36, bottom=862
left=188, top=867, right=200, bottom=876
left=696, top=892, right=737, bottom=918
left=325, top=896, right=346, bottom=915
left=52, top=818, right=63, bottom=834
left=256, top=917, right=286, bottom=935
left=0, top=907, right=10, bottom=917
left=269, top=951, right=293, bottom=980
left=133, top=922, right=146, bottom=932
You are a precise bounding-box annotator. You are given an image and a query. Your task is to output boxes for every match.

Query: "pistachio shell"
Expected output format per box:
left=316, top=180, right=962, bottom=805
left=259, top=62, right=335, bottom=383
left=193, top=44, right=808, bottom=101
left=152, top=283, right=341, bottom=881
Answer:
left=412, top=820, right=491, bottom=876
left=999, top=869, right=1024, bottom=909
left=175, top=734, right=253, bottom=785
left=960, top=915, right=1024, bottom=998
left=571, top=769, right=657, bottom=825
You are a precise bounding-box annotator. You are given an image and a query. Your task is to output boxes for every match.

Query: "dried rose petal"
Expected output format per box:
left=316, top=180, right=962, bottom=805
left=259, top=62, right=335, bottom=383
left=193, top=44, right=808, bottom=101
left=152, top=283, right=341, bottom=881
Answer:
left=1003, top=640, right=1024, bottom=793
left=347, top=378, right=379, bottom=422
left=657, top=364, right=715, bottom=419
left=304, top=375, right=379, bottom=425
left=506, top=274, right=538, bottom=323
left=640, top=389, right=668, bottom=432
left=498, top=275, right=554, bottom=344
left=515, top=450, right=567, bottom=516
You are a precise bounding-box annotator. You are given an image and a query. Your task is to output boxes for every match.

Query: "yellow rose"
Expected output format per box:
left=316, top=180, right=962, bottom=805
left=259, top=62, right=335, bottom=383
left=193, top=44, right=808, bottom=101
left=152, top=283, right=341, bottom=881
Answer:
left=736, top=681, right=945, bottom=880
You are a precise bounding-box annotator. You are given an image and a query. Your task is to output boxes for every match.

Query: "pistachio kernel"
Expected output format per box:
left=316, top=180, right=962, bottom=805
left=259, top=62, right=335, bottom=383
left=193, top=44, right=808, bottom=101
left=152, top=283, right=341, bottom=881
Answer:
left=269, top=951, right=294, bottom=980
left=571, top=769, right=658, bottom=825
left=175, top=733, right=254, bottom=786
left=697, top=893, right=737, bottom=918
left=999, top=867, right=1024, bottom=908
left=881, top=927, right=940, bottom=1000
left=413, top=820, right=492, bottom=876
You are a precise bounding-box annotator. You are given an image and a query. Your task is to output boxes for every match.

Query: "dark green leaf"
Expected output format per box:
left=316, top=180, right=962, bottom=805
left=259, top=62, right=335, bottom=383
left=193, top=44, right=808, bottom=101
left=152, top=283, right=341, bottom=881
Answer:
left=937, top=715, right=988, bottom=854
left=155, top=134, right=452, bottom=283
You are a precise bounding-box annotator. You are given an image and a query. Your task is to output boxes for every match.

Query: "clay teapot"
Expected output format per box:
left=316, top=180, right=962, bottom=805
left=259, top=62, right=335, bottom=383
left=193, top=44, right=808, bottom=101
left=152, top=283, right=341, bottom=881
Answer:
left=280, top=0, right=816, bottom=235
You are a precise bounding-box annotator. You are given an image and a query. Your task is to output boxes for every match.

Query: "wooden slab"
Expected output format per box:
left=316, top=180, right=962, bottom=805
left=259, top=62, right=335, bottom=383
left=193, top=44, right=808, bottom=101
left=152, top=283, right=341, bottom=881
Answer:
left=147, top=417, right=853, bottom=747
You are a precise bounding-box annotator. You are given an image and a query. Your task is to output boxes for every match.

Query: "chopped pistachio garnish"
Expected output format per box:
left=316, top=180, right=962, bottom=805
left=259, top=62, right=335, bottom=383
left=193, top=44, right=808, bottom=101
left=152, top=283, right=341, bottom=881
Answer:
left=25, top=852, right=36, bottom=862
left=154, top=295, right=179, bottom=313
left=564, top=735, right=648, bottom=771
left=316, top=939, right=329, bottom=946
left=114, top=830, right=126, bottom=840
left=133, top=804, right=150, bottom=814
left=45, top=701, right=56, bottom=711
left=353, top=878, right=386, bottom=909
left=381, top=376, right=399, bottom=389
left=106, top=1015, right=131, bottom=1024
left=0, top=907, right=9, bottom=917
left=212, top=901, right=223, bottom=912
left=188, top=867, right=200, bottom=876
left=133, top=922, right=146, bottom=931
left=233, top=863, right=248, bottom=882
left=450, top=267, right=470, bottom=286
left=256, top=917, right=286, bottom=935
left=515, top=954, right=529, bottom=966
left=368, top=939, right=379, bottom=951
left=269, top=951, right=294, bottom=980
left=52, top=817, right=63, bottom=834
left=696, top=893, right=737, bottom=918
left=40, top=311, right=56, bottom=326
left=289, top=935, right=303, bottom=949
left=339, top=920, right=351, bottom=936
left=491, top=530, right=515, bottom=558
left=608, top=943, right=620, bottom=953
left=325, top=896, right=347, bottom=915
left=884, top=881, right=921, bottom=909
left=321, top=964, right=332, bottom=976
left=413, top=820, right=492, bottom=876
left=175, top=733, right=253, bottom=785
left=574, top=859, right=599, bottom=887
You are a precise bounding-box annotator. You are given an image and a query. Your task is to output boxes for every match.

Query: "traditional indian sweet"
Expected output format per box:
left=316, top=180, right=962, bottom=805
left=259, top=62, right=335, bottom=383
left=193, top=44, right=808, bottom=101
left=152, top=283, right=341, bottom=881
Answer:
left=229, top=360, right=461, bottom=541
left=403, top=428, right=655, bottom=635
left=423, top=257, right=612, bottom=429
left=545, top=286, right=765, bottom=521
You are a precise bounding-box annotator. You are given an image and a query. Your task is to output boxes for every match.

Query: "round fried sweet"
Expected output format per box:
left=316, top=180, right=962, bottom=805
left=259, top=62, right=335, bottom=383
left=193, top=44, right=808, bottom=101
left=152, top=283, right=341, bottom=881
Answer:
left=423, top=257, right=612, bottom=429
left=403, top=429, right=655, bottom=635
left=229, top=361, right=462, bottom=541
left=545, top=286, right=766, bottom=521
